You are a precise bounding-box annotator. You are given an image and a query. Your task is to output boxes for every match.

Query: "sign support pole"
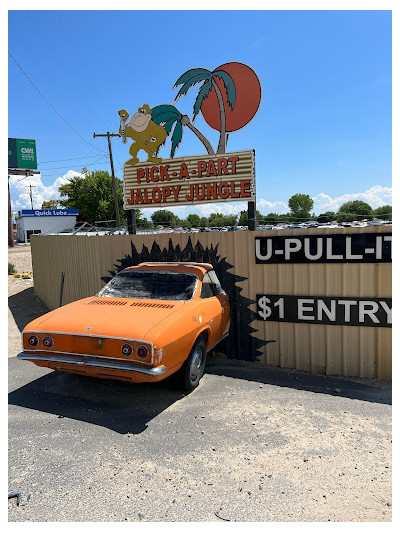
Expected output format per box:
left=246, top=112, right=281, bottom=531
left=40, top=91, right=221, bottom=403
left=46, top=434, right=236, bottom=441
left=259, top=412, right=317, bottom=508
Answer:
left=126, top=209, right=136, bottom=235
left=248, top=201, right=256, bottom=231
left=248, top=149, right=256, bottom=231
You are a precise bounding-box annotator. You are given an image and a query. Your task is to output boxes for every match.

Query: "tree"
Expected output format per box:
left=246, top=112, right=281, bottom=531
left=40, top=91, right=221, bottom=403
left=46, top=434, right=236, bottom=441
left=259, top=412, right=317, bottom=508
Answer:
left=374, top=205, right=392, bottom=220
left=288, top=193, right=314, bottom=222
left=150, top=209, right=178, bottom=227
left=199, top=216, right=209, bottom=227
left=173, top=67, right=236, bottom=153
left=264, top=213, right=279, bottom=223
left=317, top=211, right=336, bottom=223
left=41, top=199, right=60, bottom=209
left=179, top=218, right=192, bottom=229
left=135, top=211, right=153, bottom=228
left=238, top=210, right=247, bottom=226
left=187, top=214, right=201, bottom=227
left=59, top=168, right=125, bottom=225
left=337, top=200, right=373, bottom=222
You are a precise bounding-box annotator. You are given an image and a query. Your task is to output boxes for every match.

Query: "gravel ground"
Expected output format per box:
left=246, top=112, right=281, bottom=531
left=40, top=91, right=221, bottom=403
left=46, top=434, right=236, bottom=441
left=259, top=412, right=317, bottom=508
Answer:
left=8, top=246, right=392, bottom=522
left=8, top=245, right=33, bottom=274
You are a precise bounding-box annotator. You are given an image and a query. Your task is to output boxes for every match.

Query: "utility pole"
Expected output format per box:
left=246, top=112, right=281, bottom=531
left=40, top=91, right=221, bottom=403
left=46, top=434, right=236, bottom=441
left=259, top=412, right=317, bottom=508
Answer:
left=8, top=179, right=14, bottom=247
left=25, top=184, right=36, bottom=209
left=93, top=132, right=121, bottom=227
left=8, top=169, right=40, bottom=247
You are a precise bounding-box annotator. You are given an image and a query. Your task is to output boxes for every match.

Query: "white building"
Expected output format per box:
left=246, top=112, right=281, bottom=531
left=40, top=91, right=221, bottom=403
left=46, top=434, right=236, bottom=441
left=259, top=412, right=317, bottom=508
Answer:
left=15, top=209, right=79, bottom=243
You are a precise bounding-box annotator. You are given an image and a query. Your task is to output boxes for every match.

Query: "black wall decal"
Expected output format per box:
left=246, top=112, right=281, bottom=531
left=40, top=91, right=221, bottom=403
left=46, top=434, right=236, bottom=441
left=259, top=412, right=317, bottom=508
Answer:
left=101, top=237, right=269, bottom=362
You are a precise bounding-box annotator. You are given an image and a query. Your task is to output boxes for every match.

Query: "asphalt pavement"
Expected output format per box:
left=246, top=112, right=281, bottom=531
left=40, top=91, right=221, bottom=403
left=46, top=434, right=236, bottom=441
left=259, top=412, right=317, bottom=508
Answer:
left=8, top=353, right=392, bottom=522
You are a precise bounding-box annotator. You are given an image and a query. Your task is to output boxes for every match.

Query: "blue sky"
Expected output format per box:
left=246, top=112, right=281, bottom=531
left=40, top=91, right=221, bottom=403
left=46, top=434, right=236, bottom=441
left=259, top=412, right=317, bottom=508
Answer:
left=8, top=9, right=392, bottom=218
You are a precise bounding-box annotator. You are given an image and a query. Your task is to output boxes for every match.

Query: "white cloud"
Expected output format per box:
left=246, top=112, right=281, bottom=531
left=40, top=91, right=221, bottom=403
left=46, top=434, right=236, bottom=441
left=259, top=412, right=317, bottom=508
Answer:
left=9, top=170, right=83, bottom=212
left=10, top=171, right=391, bottom=222
left=256, top=186, right=392, bottom=216
left=195, top=202, right=248, bottom=216
left=312, top=186, right=392, bottom=214
left=256, top=198, right=289, bottom=214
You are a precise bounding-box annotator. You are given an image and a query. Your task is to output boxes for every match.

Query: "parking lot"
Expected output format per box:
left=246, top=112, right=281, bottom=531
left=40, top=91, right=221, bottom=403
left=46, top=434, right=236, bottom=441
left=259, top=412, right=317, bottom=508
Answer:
left=8, top=248, right=392, bottom=522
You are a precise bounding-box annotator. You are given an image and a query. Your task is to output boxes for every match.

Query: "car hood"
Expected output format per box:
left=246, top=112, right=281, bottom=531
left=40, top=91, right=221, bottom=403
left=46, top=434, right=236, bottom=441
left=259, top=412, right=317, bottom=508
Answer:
left=28, top=297, right=185, bottom=340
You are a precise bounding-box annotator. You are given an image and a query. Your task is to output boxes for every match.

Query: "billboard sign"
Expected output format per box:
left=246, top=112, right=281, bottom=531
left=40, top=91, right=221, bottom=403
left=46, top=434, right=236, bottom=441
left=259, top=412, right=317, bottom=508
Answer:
left=119, top=62, right=261, bottom=210
left=8, top=138, right=37, bottom=170
left=255, top=233, right=392, bottom=263
left=123, top=150, right=255, bottom=208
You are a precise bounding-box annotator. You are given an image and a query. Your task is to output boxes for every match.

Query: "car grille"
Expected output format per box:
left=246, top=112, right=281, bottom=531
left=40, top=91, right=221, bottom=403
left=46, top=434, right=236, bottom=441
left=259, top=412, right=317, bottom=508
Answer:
left=88, top=300, right=127, bottom=306
left=130, top=302, right=174, bottom=309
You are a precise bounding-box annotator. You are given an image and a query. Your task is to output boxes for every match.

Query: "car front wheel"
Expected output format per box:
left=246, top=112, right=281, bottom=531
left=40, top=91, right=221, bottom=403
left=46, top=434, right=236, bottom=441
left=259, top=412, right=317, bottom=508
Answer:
left=181, top=336, right=207, bottom=391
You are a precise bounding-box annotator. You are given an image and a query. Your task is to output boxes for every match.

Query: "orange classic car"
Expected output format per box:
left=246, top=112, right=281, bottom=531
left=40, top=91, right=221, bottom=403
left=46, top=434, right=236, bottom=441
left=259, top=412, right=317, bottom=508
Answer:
left=18, top=263, right=230, bottom=390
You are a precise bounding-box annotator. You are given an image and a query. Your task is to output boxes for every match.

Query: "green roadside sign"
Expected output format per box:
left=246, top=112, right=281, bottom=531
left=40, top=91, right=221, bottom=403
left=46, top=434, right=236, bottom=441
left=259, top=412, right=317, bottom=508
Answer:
left=8, top=138, right=37, bottom=170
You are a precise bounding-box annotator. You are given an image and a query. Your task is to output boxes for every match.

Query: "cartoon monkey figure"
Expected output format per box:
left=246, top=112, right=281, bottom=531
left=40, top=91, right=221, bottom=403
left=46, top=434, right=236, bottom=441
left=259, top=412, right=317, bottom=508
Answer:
left=118, top=105, right=167, bottom=166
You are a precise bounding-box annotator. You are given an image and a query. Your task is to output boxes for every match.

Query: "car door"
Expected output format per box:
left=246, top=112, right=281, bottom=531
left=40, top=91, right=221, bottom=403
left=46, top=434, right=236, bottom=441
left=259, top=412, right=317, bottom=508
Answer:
left=207, top=270, right=230, bottom=337
left=199, top=270, right=230, bottom=346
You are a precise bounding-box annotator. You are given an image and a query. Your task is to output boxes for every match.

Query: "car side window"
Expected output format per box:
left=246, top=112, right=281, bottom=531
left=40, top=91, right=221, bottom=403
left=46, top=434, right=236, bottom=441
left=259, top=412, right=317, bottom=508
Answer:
left=200, top=270, right=223, bottom=299
left=207, top=270, right=223, bottom=295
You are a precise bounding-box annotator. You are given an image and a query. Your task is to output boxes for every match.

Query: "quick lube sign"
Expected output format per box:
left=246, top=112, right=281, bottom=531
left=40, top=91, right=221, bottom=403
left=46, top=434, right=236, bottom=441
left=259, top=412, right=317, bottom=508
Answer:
left=8, top=138, right=37, bottom=170
left=255, top=232, right=392, bottom=328
left=18, top=209, right=79, bottom=217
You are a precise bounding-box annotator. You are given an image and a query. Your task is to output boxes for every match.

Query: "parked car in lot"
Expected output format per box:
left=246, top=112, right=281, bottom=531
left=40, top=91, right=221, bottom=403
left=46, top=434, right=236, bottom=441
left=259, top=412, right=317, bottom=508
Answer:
left=18, top=263, right=230, bottom=390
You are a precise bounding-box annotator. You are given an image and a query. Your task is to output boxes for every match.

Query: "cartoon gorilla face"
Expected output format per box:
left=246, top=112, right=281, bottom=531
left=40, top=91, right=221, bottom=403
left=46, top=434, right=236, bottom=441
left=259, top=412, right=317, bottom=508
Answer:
left=128, top=106, right=152, bottom=132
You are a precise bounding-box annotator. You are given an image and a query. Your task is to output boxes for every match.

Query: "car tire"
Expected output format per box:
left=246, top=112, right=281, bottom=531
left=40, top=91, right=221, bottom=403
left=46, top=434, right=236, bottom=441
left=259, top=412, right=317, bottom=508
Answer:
left=180, top=336, right=207, bottom=391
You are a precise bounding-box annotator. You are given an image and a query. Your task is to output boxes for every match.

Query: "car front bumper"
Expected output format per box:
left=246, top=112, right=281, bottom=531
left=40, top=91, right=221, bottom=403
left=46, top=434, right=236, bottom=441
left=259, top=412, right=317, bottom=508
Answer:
left=17, top=352, right=167, bottom=377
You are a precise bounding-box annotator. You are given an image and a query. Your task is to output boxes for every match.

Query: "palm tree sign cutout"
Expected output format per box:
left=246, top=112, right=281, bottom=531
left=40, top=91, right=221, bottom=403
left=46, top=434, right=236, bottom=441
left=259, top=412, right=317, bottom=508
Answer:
left=173, top=67, right=237, bottom=154
left=151, top=104, right=215, bottom=157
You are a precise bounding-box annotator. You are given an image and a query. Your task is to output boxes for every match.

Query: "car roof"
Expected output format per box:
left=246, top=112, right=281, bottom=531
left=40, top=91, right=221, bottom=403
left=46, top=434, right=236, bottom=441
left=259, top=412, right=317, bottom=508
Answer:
left=123, top=262, right=213, bottom=277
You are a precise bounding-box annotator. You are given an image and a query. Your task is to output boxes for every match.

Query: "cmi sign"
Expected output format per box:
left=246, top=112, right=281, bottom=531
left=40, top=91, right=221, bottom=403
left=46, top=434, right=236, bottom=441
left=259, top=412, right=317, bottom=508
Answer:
left=8, top=138, right=37, bottom=170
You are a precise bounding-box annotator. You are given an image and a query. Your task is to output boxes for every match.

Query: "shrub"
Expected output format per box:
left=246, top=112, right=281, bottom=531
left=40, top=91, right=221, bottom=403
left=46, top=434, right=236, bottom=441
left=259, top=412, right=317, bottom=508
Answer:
left=8, top=263, right=16, bottom=275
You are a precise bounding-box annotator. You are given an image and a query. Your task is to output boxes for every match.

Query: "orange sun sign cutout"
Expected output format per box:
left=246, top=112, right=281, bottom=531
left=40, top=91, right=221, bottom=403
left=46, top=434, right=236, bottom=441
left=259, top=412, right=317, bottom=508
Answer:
left=200, top=62, right=262, bottom=132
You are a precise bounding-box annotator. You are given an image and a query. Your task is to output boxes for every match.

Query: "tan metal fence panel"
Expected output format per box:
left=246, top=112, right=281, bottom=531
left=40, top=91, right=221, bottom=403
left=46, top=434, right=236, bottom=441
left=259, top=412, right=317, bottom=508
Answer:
left=30, top=225, right=392, bottom=380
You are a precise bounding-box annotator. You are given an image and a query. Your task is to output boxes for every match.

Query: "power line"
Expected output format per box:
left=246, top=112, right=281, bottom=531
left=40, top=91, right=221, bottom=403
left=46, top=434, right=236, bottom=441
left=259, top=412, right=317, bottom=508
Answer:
left=27, top=157, right=108, bottom=178
left=38, top=157, right=108, bottom=171
left=8, top=51, right=106, bottom=154
left=39, top=155, right=106, bottom=164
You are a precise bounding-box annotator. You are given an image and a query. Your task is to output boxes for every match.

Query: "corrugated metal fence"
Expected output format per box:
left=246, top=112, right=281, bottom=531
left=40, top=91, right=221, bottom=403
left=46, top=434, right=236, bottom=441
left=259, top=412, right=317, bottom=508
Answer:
left=31, top=226, right=392, bottom=381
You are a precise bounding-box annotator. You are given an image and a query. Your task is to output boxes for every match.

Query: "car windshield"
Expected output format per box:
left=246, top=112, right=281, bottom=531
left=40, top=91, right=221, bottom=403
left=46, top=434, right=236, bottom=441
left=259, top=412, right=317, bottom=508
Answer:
left=97, top=270, right=198, bottom=301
